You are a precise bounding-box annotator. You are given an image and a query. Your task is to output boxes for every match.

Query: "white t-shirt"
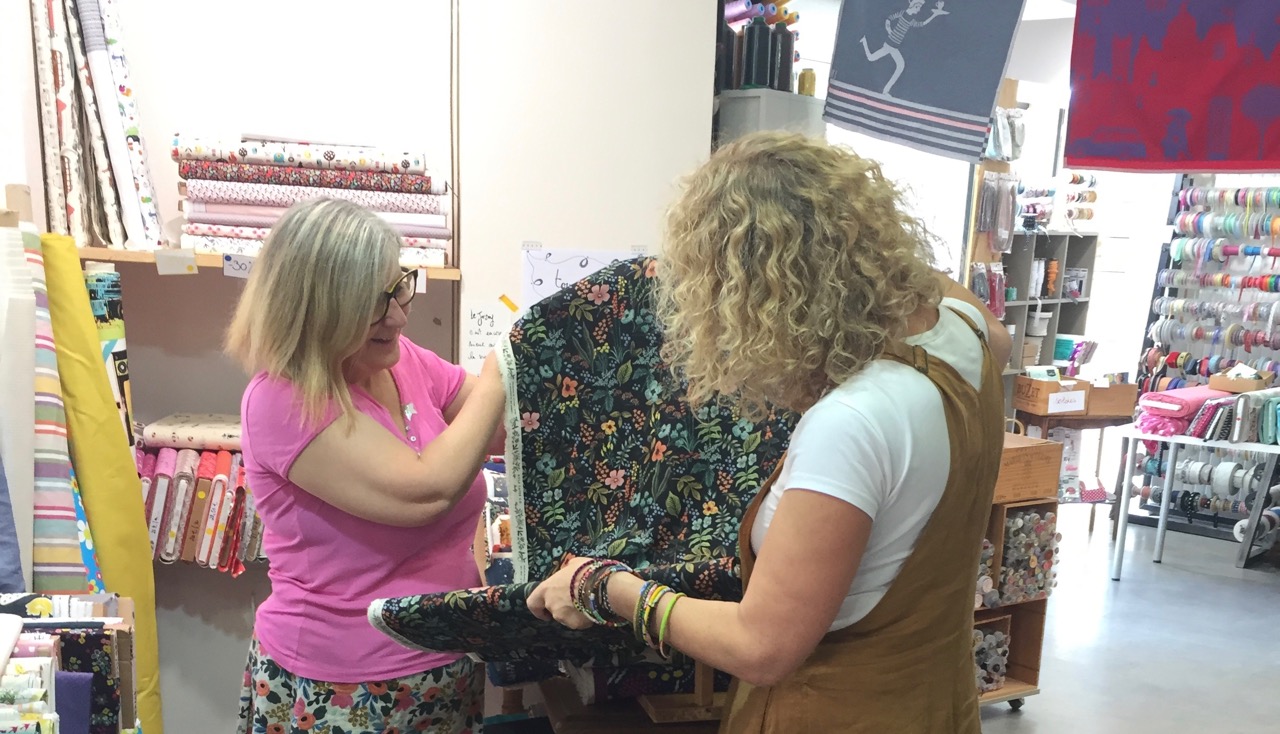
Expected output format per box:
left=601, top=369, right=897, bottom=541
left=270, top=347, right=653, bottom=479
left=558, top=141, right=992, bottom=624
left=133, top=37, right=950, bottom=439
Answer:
left=749, top=298, right=988, bottom=631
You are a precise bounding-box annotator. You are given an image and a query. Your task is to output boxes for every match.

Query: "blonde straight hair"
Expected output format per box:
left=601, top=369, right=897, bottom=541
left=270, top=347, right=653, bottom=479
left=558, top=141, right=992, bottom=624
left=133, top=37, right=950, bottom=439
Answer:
left=226, top=199, right=400, bottom=426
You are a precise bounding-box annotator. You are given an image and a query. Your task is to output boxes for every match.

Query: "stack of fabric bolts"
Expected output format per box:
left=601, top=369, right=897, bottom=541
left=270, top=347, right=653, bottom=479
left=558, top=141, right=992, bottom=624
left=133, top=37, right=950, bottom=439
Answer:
left=133, top=413, right=265, bottom=575
left=171, top=136, right=450, bottom=267
left=1000, top=508, right=1060, bottom=604
left=972, top=625, right=1010, bottom=693
left=975, top=539, right=998, bottom=610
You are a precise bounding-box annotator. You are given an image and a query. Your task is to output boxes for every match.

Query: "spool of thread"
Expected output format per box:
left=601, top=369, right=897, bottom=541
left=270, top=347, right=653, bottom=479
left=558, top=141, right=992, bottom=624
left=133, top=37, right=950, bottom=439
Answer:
left=741, top=16, right=772, bottom=88
left=769, top=22, right=794, bottom=92
left=725, top=1, right=762, bottom=24
left=797, top=67, right=816, bottom=96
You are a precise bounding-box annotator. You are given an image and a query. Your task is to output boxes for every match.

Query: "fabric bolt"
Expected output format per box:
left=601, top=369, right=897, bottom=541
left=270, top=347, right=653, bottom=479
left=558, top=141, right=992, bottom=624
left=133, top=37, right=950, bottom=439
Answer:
left=173, top=135, right=435, bottom=176
left=62, top=0, right=126, bottom=248
left=237, top=637, right=483, bottom=734
left=185, top=201, right=447, bottom=229
left=29, top=0, right=69, bottom=234
left=98, top=0, right=164, bottom=249
left=177, top=234, right=261, bottom=257
left=825, top=0, right=1023, bottom=162
left=83, top=272, right=132, bottom=445
left=398, top=247, right=448, bottom=269
left=0, top=226, right=36, bottom=589
left=160, top=449, right=199, bottom=562
left=145, top=448, right=176, bottom=554
left=57, top=629, right=119, bottom=734
left=1066, top=2, right=1280, bottom=171
left=141, top=413, right=240, bottom=452
left=75, top=0, right=144, bottom=248
left=180, top=452, right=215, bottom=565
left=183, top=208, right=452, bottom=238
left=183, top=179, right=447, bottom=214
left=0, top=458, right=24, bottom=592
left=68, top=469, right=105, bottom=593
left=40, top=234, right=160, bottom=734
left=55, top=670, right=94, bottom=734
left=180, top=223, right=271, bottom=240
left=23, top=228, right=90, bottom=593
left=47, top=0, right=89, bottom=246
left=177, top=160, right=445, bottom=194
left=370, top=257, right=797, bottom=664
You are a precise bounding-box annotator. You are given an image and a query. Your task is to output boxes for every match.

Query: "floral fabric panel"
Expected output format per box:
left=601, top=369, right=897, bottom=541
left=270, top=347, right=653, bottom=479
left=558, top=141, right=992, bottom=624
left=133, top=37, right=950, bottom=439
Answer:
left=237, top=637, right=482, bottom=734
left=371, top=257, right=796, bottom=664
left=178, top=161, right=445, bottom=194
left=58, top=629, right=119, bottom=734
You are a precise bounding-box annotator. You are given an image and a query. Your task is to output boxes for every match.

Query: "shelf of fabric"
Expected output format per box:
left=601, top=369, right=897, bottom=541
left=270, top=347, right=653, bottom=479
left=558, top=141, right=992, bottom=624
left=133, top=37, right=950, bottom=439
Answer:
left=77, top=247, right=462, bottom=281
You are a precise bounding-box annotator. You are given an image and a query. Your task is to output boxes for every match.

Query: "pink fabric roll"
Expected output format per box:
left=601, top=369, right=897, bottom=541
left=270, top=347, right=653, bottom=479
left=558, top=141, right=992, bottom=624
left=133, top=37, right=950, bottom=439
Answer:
left=187, top=202, right=446, bottom=228
left=184, top=179, right=447, bottom=214
left=184, top=208, right=452, bottom=239
left=1138, top=385, right=1231, bottom=419
left=1136, top=411, right=1191, bottom=437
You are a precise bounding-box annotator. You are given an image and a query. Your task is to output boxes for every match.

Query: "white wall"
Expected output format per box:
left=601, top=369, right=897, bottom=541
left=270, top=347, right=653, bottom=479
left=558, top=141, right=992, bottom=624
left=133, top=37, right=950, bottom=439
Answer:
left=0, top=0, right=47, bottom=224
left=457, top=2, right=715, bottom=305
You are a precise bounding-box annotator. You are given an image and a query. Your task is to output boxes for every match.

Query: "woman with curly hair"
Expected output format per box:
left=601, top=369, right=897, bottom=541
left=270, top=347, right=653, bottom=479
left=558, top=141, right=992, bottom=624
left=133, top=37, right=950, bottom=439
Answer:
left=528, top=132, right=1011, bottom=732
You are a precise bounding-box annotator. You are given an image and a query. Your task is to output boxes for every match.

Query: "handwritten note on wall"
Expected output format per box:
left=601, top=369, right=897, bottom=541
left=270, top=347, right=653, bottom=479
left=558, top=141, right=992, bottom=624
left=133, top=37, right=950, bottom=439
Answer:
left=520, top=243, right=641, bottom=313
left=461, top=299, right=512, bottom=375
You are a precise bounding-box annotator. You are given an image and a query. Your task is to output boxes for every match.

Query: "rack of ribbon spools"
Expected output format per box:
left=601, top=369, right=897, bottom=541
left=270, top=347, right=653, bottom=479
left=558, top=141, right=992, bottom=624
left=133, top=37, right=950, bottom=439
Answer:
left=131, top=413, right=265, bottom=575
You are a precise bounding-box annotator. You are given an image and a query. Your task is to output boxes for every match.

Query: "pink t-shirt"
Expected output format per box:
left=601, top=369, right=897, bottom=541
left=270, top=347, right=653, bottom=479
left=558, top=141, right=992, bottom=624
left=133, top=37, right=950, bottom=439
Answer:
left=240, top=336, right=486, bottom=682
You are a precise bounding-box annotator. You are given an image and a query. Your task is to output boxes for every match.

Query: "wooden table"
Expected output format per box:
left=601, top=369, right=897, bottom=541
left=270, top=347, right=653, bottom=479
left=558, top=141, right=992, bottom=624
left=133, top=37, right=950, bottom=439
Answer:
left=1014, top=411, right=1135, bottom=534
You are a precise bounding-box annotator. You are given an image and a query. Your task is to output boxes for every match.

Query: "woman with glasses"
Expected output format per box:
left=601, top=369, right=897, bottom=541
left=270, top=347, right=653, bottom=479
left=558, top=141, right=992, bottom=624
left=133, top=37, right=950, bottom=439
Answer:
left=226, top=199, right=503, bottom=734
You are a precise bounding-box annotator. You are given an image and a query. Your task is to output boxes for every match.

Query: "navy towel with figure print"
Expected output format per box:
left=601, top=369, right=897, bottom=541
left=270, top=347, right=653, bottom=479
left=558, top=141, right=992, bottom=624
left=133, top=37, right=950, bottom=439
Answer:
left=370, top=257, right=797, bottom=664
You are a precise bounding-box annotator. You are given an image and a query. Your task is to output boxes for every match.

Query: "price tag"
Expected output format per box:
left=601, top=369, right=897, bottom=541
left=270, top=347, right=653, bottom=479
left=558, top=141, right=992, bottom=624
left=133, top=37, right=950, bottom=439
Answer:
left=222, top=253, right=254, bottom=279
left=415, top=268, right=428, bottom=293
left=154, top=248, right=197, bottom=275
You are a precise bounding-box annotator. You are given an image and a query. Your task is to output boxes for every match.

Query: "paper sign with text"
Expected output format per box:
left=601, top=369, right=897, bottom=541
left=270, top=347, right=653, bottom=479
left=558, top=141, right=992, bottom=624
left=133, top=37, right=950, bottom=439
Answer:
left=520, top=244, right=642, bottom=314
left=222, top=253, right=254, bottom=279
left=461, top=299, right=512, bottom=375
left=1046, top=390, right=1087, bottom=414
left=154, top=249, right=197, bottom=275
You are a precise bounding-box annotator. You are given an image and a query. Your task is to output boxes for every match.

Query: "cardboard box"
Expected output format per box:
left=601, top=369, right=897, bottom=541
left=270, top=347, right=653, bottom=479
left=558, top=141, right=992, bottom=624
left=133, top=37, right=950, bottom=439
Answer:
left=1086, top=382, right=1139, bottom=418
left=1208, top=371, right=1275, bottom=394
left=994, top=433, right=1064, bottom=504
left=1013, top=376, right=1091, bottom=416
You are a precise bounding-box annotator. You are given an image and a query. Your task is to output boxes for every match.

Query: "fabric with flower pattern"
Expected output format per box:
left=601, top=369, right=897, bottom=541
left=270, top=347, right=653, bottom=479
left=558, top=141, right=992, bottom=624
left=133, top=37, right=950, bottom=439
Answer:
left=370, top=257, right=795, bottom=667
left=237, top=637, right=482, bottom=734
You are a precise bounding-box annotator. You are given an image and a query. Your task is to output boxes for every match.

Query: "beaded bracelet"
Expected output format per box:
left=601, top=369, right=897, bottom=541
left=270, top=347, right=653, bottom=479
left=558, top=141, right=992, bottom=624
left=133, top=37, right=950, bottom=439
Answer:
left=570, top=559, right=632, bottom=627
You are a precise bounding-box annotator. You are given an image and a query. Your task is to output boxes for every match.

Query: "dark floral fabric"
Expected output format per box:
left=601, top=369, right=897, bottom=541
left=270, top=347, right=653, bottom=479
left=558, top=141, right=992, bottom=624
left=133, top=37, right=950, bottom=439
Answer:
left=237, top=637, right=482, bottom=734
left=372, top=257, right=796, bottom=665
left=58, top=630, right=119, bottom=734
left=572, top=659, right=734, bottom=701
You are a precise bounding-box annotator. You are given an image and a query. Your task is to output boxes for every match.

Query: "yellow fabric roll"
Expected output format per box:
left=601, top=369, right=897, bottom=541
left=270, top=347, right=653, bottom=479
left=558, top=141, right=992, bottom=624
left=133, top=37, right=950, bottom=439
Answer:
left=40, top=234, right=162, bottom=734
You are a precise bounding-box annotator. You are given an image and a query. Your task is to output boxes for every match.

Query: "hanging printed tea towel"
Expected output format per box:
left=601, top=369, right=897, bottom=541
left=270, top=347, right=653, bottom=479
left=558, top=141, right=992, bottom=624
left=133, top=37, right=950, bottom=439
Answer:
left=825, top=0, right=1025, bottom=162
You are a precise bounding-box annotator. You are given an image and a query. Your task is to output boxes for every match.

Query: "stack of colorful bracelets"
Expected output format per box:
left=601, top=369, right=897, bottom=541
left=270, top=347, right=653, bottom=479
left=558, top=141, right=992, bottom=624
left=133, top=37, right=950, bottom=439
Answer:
left=1174, top=211, right=1280, bottom=240
left=1178, top=187, right=1280, bottom=210
left=569, top=559, right=686, bottom=659
left=1156, top=268, right=1280, bottom=293
left=1150, top=297, right=1278, bottom=324
left=1146, top=320, right=1280, bottom=355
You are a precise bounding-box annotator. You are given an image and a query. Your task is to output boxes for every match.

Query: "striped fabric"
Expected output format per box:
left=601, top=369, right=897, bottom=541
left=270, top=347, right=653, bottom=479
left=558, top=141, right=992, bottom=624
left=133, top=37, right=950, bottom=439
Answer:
left=825, top=80, right=992, bottom=161
left=23, top=229, right=91, bottom=593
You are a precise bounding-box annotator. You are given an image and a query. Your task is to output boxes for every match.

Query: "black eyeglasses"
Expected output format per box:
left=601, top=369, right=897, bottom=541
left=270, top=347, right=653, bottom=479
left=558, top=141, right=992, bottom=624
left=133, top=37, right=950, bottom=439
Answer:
left=373, top=269, right=418, bottom=324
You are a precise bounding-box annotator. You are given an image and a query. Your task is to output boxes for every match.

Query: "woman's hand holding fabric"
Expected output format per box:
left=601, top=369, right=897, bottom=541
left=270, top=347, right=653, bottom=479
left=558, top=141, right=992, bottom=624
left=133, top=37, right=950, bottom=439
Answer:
left=526, top=556, right=596, bottom=630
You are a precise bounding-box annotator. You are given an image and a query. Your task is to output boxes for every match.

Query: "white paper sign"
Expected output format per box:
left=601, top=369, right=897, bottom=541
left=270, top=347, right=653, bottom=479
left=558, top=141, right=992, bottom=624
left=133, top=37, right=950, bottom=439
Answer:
left=520, top=243, right=641, bottom=312
left=461, top=300, right=512, bottom=375
left=154, top=248, right=198, bottom=275
left=1046, top=390, right=1086, bottom=414
left=222, top=253, right=254, bottom=279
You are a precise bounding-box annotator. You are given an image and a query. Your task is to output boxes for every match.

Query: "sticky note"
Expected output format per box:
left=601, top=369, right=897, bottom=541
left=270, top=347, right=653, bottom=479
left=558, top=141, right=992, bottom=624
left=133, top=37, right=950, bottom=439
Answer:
left=154, top=248, right=198, bottom=275
left=222, top=253, right=254, bottom=279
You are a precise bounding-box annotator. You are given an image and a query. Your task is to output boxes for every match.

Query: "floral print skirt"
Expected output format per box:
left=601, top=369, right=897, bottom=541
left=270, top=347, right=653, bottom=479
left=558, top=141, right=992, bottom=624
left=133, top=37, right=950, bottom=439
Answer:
left=237, top=637, right=484, bottom=734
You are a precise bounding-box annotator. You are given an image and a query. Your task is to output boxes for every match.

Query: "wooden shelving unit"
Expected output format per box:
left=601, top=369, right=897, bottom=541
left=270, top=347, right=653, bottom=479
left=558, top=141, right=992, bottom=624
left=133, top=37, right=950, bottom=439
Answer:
left=77, top=247, right=462, bottom=281
left=973, top=496, right=1056, bottom=711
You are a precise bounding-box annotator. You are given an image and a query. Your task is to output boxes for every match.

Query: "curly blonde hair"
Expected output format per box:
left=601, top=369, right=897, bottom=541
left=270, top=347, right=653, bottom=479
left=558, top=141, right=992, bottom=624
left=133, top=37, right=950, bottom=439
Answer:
left=657, top=132, right=942, bottom=416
